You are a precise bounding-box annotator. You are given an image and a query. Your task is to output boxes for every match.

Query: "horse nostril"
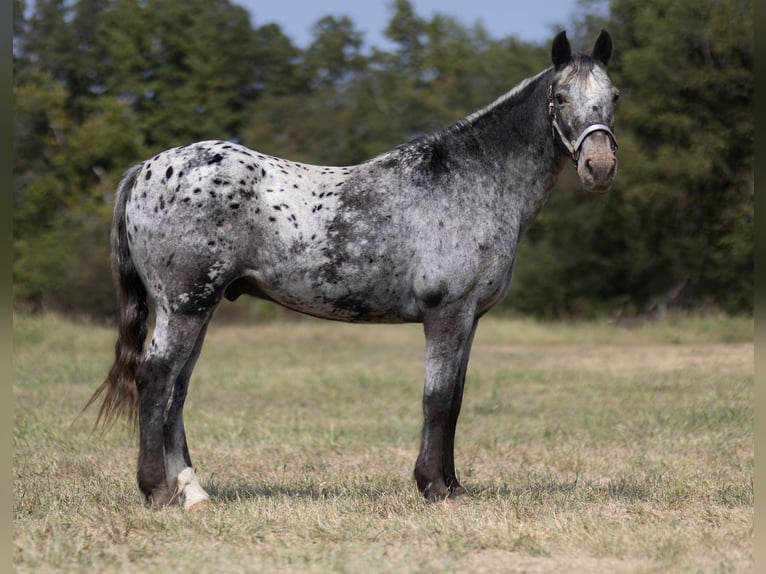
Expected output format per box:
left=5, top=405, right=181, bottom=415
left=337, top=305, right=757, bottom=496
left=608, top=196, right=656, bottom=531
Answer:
left=585, top=158, right=594, bottom=174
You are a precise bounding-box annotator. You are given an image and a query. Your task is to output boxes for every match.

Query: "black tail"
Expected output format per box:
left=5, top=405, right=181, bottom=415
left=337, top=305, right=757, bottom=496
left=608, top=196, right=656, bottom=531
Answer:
left=82, top=164, right=148, bottom=430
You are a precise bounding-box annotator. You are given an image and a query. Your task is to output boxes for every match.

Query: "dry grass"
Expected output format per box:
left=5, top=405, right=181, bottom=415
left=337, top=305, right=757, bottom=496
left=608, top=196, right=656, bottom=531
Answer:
left=14, top=312, right=753, bottom=572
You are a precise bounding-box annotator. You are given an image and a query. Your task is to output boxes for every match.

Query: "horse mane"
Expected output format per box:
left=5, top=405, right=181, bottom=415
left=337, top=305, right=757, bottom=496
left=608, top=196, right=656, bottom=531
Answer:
left=453, top=67, right=553, bottom=130
left=438, top=52, right=601, bottom=144
left=412, top=66, right=554, bottom=152
left=366, top=66, right=556, bottom=177
left=371, top=62, right=591, bottom=173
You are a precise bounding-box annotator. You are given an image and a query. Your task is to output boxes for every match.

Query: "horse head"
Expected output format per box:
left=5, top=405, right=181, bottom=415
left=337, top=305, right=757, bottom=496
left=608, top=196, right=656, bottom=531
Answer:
left=549, top=30, right=619, bottom=194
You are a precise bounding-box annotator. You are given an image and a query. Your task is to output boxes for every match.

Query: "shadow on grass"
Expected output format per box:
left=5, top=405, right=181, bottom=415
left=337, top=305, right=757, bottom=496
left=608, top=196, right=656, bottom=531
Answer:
left=201, top=474, right=751, bottom=511
left=203, top=475, right=662, bottom=505
left=205, top=480, right=412, bottom=502
left=473, top=476, right=654, bottom=503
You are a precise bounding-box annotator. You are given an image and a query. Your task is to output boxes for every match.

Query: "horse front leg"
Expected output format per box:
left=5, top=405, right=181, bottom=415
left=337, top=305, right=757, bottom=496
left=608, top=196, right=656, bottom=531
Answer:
left=414, top=307, right=478, bottom=502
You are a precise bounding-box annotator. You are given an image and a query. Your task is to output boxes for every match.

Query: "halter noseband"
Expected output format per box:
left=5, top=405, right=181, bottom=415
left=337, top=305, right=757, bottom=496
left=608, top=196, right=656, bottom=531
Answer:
left=547, top=85, right=618, bottom=163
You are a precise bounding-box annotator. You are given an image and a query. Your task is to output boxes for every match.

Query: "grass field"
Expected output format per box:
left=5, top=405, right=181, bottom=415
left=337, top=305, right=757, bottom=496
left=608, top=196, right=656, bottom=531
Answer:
left=14, top=312, right=753, bottom=572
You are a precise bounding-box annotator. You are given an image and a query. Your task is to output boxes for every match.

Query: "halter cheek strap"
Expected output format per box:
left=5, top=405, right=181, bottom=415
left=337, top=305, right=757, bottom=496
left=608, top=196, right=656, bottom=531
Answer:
left=547, top=85, right=618, bottom=163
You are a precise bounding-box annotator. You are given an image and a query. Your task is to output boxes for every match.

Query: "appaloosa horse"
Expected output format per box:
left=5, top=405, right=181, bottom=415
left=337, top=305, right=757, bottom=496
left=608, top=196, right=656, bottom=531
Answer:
left=87, top=30, right=619, bottom=508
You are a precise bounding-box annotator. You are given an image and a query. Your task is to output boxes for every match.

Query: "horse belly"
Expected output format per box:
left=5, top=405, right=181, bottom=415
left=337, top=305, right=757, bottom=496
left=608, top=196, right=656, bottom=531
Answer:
left=236, top=250, right=422, bottom=323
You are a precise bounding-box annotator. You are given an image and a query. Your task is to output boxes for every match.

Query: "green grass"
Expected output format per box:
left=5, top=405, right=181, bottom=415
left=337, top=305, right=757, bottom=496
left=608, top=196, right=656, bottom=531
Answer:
left=14, top=312, right=753, bottom=572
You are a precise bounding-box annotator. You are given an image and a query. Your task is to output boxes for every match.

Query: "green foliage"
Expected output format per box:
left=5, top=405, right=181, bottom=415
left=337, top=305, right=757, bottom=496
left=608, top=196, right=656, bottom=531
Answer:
left=98, top=0, right=264, bottom=146
left=13, top=0, right=753, bottom=320
left=509, top=0, right=753, bottom=317
left=607, top=0, right=753, bottom=313
left=305, top=16, right=366, bottom=88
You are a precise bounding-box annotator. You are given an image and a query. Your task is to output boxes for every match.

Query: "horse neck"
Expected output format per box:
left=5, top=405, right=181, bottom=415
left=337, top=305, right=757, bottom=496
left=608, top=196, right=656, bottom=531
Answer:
left=445, top=69, right=565, bottom=228
left=471, top=71, right=559, bottom=166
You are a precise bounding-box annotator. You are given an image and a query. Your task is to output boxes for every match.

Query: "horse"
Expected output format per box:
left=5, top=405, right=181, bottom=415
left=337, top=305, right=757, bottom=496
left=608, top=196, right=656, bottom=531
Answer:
left=86, top=30, right=619, bottom=509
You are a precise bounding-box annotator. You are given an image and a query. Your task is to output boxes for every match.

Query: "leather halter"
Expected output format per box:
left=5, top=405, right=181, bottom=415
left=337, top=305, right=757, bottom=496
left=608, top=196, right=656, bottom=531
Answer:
left=547, top=85, right=618, bottom=163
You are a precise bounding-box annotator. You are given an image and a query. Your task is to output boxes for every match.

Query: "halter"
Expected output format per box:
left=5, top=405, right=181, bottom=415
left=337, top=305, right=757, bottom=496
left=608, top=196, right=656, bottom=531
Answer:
left=547, top=85, right=618, bottom=163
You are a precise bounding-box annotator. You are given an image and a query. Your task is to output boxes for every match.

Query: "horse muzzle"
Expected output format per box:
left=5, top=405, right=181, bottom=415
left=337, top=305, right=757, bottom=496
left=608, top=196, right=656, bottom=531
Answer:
left=576, top=131, right=617, bottom=194
left=549, top=110, right=618, bottom=194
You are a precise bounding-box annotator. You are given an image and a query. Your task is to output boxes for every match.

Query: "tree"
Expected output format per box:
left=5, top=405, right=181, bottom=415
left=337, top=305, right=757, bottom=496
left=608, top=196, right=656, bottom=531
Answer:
left=13, top=0, right=263, bottom=314
left=608, top=0, right=753, bottom=313
left=122, top=0, right=262, bottom=146
left=251, top=23, right=309, bottom=98
left=13, top=0, right=753, bottom=319
left=510, top=0, right=753, bottom=317
left=305, top=16, right=366, bottom=89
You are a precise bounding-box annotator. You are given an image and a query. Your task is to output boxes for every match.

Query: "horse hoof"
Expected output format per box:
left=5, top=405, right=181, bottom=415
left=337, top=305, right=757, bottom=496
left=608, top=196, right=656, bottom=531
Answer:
left=186, top=499, right=214, bottom=511
left=421, top=482, right=450, bottom=503
left=146, top=487, right=174, bottom=510
left=176, top=467, right=212, bottom=510
left=449, top=485, right=468, bottom=499
left=422, top=483, right=469, bottom=503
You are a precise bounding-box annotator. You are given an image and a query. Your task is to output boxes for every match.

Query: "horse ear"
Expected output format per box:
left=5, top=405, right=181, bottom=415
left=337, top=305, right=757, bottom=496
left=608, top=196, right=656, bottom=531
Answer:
left=551, top=30, right=571, bottom=70
left=593, top=29, right=612, bottom=66
left=551, top=30, right=572, bottom=71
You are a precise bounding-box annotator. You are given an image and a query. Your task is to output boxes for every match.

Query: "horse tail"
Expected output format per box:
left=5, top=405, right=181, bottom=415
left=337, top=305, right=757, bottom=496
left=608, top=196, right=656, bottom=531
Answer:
left=83, top=164, right=148, bottom=431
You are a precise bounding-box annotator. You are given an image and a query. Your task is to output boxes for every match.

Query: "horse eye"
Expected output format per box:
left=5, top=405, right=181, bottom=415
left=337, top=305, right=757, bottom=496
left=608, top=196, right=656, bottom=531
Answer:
left=555, top=93, right=566, bottom=105
left=612, top=91, right=620, bottom=104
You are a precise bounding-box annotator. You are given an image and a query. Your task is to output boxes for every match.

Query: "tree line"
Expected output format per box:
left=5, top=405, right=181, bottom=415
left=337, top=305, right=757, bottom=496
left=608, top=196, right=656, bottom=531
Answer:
left=13, top=0, right=753, bottom=320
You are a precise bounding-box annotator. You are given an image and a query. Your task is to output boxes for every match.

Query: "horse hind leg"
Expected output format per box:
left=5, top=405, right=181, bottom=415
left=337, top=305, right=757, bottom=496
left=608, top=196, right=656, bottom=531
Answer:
left=135, top=309, right=212, bottom=509
left=163, top=320, right=213, bottom=510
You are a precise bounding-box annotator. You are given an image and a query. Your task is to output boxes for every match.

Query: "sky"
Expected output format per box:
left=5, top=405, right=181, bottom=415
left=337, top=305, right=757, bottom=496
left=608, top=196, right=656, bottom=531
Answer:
left=236, top=0, right=582, bottom=50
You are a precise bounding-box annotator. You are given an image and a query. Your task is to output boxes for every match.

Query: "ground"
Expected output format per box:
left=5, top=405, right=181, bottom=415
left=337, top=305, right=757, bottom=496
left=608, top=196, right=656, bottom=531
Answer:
left=13, top=312, right=753, bottom=572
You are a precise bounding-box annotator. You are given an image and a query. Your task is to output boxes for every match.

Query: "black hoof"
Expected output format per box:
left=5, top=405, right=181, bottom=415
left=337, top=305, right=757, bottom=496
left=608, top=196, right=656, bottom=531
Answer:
left=420, top=479, right=468, bottom=502
left=144, top=485, right=173, bottom=510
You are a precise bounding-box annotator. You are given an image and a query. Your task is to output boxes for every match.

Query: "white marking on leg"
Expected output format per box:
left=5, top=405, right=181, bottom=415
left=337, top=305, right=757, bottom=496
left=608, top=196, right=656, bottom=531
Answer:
left=175, top=467, right=211, bottom=509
